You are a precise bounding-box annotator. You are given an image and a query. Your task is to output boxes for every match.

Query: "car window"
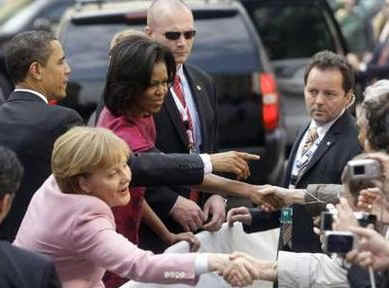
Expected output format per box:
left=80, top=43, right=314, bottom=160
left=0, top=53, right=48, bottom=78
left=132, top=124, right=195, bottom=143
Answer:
left=188, top=13, right=265, bottom=147
left=188, top=11, right=261, bottom=74
left=63, top=22, right=128, bottom=78
left=249, top=4, right=335, bottom=60
left=0, top=0, right=33, bottom=26
left=37, top=1, right=71, bottom=23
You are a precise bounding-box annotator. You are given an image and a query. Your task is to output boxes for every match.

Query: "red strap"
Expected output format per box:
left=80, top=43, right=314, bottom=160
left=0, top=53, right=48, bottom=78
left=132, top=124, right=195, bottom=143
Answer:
left=173, top=76, right=195, bottom=149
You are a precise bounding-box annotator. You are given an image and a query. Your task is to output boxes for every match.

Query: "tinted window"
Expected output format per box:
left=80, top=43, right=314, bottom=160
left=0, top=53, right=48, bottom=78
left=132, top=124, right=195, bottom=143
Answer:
left=189, top=11, right=261, bottom=74
left=249, top=4, right=335, bottom=60
left=63, top=22, right=125, bottom=79
left=190, top=12, right=265, bottom=148
left=38, top=1, right=71, bottom=22
left=213, top=74, right=264, bottom=148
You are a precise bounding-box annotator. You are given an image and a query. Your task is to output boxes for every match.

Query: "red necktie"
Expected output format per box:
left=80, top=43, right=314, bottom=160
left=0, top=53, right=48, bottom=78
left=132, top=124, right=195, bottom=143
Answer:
left=173, top=75, right=195, bottom=151
left=173, top=75, right=199, bottom=202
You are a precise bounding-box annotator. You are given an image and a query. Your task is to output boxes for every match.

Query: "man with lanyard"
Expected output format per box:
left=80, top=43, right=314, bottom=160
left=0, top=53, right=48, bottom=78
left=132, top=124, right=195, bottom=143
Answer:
left=228, top=50, right=362, bottom=255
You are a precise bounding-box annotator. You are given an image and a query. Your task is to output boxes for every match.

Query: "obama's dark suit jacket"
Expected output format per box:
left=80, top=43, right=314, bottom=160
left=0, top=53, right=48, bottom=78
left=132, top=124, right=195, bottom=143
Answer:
left=0, top=91, right=83, bottom=241
left=0, top=240, right=61, bottom=288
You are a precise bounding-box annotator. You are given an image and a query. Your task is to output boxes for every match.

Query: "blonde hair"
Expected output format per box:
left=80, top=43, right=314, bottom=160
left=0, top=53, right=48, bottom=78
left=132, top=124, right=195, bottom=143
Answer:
left=52, top=126, right=130, bottom=194
left=110, top=29, right=148, bottom=50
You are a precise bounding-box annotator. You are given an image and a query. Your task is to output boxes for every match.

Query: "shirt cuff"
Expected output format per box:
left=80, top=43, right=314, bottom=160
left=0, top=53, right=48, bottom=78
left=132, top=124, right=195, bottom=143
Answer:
left=169, top=195, right=181, bottom=216
left=200, top=153, right=213, bottom=174
left=194, top=254, right=209, bottom=275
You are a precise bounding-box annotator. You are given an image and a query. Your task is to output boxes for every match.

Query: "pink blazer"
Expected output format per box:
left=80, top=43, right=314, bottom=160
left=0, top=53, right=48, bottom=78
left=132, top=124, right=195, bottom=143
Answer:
left=14, top=175, right=198, bottom=288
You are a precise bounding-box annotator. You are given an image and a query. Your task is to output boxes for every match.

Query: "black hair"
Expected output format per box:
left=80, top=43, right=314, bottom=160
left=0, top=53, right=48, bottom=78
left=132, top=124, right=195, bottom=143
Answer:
left=103, top=38, right=176, bottom=117
left=5, top=30, right=57, bottom=84
left=0, top=146, right=23, bottom=197
left=304, top=50, right=355, bottom=94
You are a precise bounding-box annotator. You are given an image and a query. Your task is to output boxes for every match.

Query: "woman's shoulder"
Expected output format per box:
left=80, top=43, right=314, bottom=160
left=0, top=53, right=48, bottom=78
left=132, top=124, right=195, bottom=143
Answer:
left=68, top=193, right=116, bottom=244
left=99, top=112, right=155, bottom=152
left=97, top=107, right=137, bottom=136
left=43, top=176, right=116, bottom=232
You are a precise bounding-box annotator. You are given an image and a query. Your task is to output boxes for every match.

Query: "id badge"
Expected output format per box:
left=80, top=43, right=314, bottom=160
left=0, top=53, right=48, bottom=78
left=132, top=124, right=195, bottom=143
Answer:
left=280, top=207, right=293, bottom=224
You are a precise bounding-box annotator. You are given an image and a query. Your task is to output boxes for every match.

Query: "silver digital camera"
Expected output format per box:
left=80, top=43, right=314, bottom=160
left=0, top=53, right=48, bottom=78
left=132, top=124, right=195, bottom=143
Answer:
left=320, top=210, right=377, bottom=231
left=323, top=231, right=356, bottom=254
left=343, top=159, right=381, bottom=197
left=343, top=159, right=381, bottom=182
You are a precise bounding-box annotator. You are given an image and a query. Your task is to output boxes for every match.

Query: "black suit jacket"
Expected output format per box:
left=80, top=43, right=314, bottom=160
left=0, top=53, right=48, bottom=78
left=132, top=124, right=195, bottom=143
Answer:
left=0, top=240, right=61, bottom=287
left=0, top=91, right=83, bottom=241
left=148, top=64, right=217, bottom=204
left=141, top=64, right=217, bottom=252
left=153, top=64, right=217, bottom=155
left=130, top=151, right=204, bottom=187
left=245, top=111, right=362, bottom=253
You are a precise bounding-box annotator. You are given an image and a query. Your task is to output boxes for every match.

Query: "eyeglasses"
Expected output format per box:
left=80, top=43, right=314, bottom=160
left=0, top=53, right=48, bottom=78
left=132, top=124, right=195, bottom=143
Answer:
left=164, top=30, right=196, bottom=41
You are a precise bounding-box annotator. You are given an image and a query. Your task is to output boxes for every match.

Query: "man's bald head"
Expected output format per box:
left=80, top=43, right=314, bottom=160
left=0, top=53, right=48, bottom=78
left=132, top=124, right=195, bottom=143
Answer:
left=147, top=0, right=191, bottom=28
left=145, top=0, right=195, bottom=66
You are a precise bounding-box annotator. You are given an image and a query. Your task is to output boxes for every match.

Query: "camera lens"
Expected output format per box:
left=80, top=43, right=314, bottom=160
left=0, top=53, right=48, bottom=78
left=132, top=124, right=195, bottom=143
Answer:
left=321, top=212, right=333, bottom=231
left=353, top=165, right=365, bottom=175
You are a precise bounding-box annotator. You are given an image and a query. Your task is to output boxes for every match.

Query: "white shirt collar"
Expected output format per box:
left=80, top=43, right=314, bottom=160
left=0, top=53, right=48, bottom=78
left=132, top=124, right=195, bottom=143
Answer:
left=176, top=65, right=184, bottom=80
left=14, top=88, right=48, bottom=104
left=309, top=108, right=345, bottom=140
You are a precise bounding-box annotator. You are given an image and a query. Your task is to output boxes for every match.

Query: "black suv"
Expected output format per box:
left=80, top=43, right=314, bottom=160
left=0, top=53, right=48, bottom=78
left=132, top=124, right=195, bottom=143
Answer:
left=240, top=0, right=348, bottom=148
left=57, top=0, right=287, bottom=185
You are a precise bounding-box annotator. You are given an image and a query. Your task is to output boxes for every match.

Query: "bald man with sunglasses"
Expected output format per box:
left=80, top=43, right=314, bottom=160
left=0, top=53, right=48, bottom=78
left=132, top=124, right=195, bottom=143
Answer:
left=141, top=0, right=225, bottom=252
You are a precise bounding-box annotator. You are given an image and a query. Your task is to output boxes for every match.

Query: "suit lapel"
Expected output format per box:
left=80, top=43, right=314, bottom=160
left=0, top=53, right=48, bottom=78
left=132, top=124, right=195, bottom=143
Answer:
left=284, top=124, right=309, bottom=186
left=163, top=91, right=189, bottom=148
left=296, top=112, right=349, bottom=183
left=163, top=65, right=208, bottom=151
left=297, top=132, right=335, bottom=181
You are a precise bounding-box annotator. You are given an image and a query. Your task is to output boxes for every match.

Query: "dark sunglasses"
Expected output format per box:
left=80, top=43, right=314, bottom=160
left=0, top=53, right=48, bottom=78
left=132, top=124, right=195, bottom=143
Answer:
left=164, top=30, right=196, bottom=40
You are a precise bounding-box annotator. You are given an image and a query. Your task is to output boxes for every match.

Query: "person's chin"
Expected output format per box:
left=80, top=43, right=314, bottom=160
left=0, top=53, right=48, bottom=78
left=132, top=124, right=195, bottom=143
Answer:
left=312, top=116, right=329, bottom=125
left=118, top=196, right=131, bottom=207
left=174, top=54, right=188, bottom=64
left=311, top=111, right=325, bottom=120
left=153, top=106, right=163, bottom=113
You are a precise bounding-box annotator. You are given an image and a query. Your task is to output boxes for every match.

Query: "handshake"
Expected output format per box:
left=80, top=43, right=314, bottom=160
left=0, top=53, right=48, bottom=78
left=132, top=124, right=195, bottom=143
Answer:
left=208, top=252, right=276, bottom=287
left=248, top=185, right=304, bottom=211
left=229, top=185, right=306, bottom=226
